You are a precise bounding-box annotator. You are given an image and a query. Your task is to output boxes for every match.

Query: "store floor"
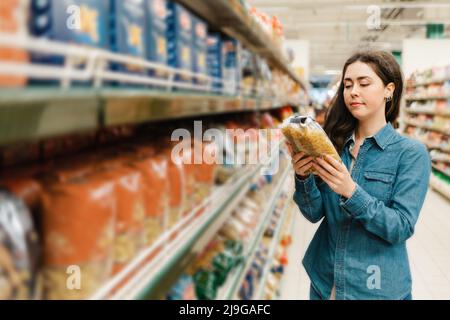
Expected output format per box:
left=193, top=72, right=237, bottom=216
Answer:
left=280, top=188, right=450, bottom=300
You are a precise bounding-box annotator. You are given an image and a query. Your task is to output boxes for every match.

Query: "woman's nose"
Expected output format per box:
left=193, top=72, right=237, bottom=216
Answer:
left=350, top=86, right=360, bottom=97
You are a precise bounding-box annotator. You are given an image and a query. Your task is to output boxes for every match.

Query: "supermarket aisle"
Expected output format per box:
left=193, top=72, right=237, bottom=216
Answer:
left=280, top=188, right=450, bottom=300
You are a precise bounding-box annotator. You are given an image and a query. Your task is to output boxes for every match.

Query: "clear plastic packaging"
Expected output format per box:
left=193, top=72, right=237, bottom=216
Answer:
left=0, top=191, right=39, bottom=299
left=281, top=115, right=341, bottom=174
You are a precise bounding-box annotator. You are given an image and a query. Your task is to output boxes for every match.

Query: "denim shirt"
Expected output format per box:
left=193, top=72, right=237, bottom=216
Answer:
left=293, top=122, right=431, bottom=300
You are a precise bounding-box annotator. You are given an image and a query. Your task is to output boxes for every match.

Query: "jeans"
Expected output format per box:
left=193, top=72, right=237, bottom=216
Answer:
left=309, top=284, right=413, bottom=300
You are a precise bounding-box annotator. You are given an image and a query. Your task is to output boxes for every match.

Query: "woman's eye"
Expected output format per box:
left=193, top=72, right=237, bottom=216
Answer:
left=344, top=85, right=352, bottom=89
left=360, top=83, right=370, bottom=87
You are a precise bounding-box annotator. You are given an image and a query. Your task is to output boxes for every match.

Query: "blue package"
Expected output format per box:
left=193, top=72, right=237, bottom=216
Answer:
left=191, top=14, right=207, bottom=84
left=222, top=36, right=241, bottom=95
left=109, top=0, right=147, bottom=75
left=29, top=0, right=109, bottom=85
left=145, top=0, right=168, bottom=77
left=166, top=2, right=193, bottom=83
left=207, top=33, right=222, bottom=91
left=30, top=0, right=109, bottom=61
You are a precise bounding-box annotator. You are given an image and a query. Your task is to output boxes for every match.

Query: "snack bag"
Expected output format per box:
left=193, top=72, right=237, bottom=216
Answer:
left=281, top=116, right=341, bottom=174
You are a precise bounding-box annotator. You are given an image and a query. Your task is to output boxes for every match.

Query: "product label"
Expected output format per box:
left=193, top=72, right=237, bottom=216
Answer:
left=79, top=4, right=99, bottom=42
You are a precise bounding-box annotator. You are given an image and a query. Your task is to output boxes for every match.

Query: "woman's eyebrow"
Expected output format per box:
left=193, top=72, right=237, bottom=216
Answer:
left=344, top=76, right=372, bottom=81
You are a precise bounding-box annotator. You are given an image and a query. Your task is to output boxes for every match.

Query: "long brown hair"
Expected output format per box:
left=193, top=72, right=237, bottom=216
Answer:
left=323, top=50, right=403, bottom=155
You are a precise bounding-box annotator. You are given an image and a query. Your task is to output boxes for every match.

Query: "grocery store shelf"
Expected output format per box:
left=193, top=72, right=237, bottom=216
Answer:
left=405, top=109, right=450, bottom=117
left=217, top=164, right=291, bottom=300
left=430, top=174, right=450, bottom=201
left=90, top=139, right=286, bottom=300
left=404, top=120, right=450, bottom=136
left=409, top=77, right=450, bottom=88
left=405, top=94, right=450, bottom=101
left=432, top=164, right=450, bottom=179
left=254, top=198, right=291, bottom=299
left=403, top=134, right=450, bottom=154
left=0, top=88, right=291, bottom=146
left=276, top=207, right=296, bottom=300
left=173, top=0, right=307, bottom=91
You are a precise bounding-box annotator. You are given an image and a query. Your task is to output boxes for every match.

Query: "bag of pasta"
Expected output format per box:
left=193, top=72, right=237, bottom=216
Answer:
left=281, top=116, right=341, bottom=174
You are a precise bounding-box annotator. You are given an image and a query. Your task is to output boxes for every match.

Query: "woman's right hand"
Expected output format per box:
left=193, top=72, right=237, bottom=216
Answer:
left=286, top=142, right=315, bottom=179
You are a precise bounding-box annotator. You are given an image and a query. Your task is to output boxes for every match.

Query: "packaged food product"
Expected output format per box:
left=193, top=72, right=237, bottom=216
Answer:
left=206, top=33, right=222, bottom=91
left=179, top=142, right=197, bottom=216
left=191, top=14, right=207, bottom=84
left=130, top=153, right=169, bottom=245
left=29, top=0, right=109, bottom=75
left=193, top=140, right=217, bottom=203
left=95, top=167, right=146, bottom=275
left=166, top=2, right=193, bottom=83
left=40, top=174, right=116, bottom=299
left=145, top=0, right=168, bottom=77
left=281, top=115, right=341, bottom=174
left=162, top=147, right=185, bottom=229
left=0, top=0, right=29, bottom=87
left=109, top=0, right=146, bottom=74
left=222, top=36, right=240, bottom=95
left=0, top=191, right=39, bottom=299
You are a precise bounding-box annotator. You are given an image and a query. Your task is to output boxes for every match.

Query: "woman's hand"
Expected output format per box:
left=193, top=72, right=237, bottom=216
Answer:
left=286, top=142, right=314, bottom=178
left=312, top=154, right=357, bottom=199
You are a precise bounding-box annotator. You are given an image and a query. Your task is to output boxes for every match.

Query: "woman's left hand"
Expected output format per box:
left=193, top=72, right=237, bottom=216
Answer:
left=312, top=154, right=357, bottom=199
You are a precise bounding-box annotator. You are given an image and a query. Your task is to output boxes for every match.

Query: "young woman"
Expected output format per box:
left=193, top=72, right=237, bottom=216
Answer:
left=289, top=51, right=431, bottom=300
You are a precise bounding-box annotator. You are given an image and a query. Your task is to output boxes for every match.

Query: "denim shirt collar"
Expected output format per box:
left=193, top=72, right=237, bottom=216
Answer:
left=344, top=122, right=396, bottom=151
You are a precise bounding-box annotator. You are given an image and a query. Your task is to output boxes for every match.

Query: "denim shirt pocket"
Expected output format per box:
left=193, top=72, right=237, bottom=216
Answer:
left=363, top=170, right=395, bottom=202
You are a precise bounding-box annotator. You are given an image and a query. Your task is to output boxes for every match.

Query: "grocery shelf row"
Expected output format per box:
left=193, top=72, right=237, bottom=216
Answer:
left=173, top=0, right=307, bottom=90
left=432, top=164, right=450, bottom=180
left=254, top=198, right=292, bottom=300
left=216, top=164, right=291, bottom=300
left=90, top=139, right=287, bottom=300
left=0, top=87, right=289, bottom=146
left=430, top=173, right=450, bottom=201
left=0, top=30, right=303, bottom=146
left=404, top=69, right=450, bottom=202
left=405, top=109, right=450, bottom=117
left=404, top=120, right=450, bottom=137
left=408, top=77, right=450, bottom=88
left=275, top=208, right=296, bottom=300
left=405, top=94, right=450, bottom=101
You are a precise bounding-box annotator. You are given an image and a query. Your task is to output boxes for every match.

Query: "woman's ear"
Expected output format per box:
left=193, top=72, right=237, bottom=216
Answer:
left=384, top=82, right=395, bottom=98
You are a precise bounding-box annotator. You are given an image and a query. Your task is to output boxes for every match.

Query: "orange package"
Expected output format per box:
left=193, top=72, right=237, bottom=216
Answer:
left=180, top=142, right=196, bottom=216
left=96, top=166, right=146, bottom=275
left=40, top=174, right=116, bottom=300
left=130, top=153, right=170, bottom=246
left=162, top=146, right=185, bottom=229
left=0, top=0, right=29, bottom=87
left=193, top=140, right=217, bottom=203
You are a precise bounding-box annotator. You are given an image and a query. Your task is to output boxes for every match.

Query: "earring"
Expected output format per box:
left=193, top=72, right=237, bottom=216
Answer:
left=385, top=95, right=392, bottom=102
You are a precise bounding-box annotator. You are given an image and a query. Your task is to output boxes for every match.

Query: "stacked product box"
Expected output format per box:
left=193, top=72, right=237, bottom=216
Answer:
left=191, top=14, right=207, bottom=85
left=109, top=0, right=147, bottom=77
left=0, top=0, right=30, bottom=87
left=206, top=33, right=223, bottom=92
left=166, top=1, right=193, bottom=84
left=29, top=0, right=109, bottom=86
left=222, top=36, right=241, bottom=95
left=145, top=0, right=168, bottom=78
left=29, top=0, right=109, bottom=64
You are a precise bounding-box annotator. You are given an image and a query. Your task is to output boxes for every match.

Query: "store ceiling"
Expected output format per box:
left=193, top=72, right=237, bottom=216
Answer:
left=250, top=0, right=450, bottom=77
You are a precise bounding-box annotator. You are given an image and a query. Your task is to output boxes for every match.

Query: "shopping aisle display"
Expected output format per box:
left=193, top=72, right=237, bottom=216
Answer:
left=405, top=65, right=450, bottom=200
left=0, top=0, right=308, bottom=300
left=166, top=162, right=295, bottom=300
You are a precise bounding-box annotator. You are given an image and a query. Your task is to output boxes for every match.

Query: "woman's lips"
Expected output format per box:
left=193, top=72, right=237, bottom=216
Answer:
left=350, top=102, right=364, bottom=107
